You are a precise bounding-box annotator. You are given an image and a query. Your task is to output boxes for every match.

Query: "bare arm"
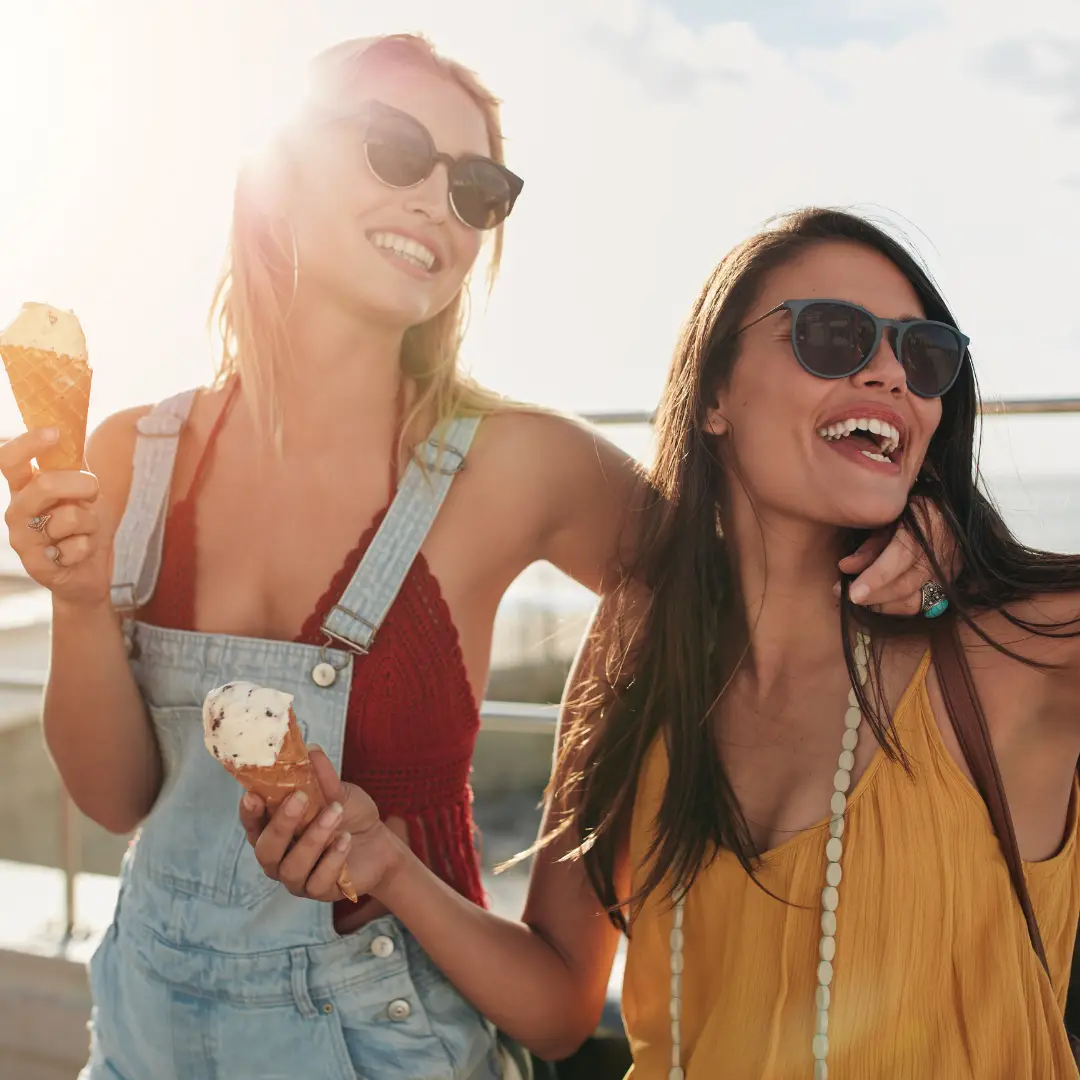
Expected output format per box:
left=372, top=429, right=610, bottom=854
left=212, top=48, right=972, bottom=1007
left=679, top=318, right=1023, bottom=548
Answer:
left=2, top=409, right=162, bottom=833
left=241, top=603, right=628, bottom=1060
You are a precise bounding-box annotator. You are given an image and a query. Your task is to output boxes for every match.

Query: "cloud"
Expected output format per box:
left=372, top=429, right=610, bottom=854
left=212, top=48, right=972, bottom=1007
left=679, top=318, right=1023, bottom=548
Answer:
left=976, top=33, right=1080, bottom=124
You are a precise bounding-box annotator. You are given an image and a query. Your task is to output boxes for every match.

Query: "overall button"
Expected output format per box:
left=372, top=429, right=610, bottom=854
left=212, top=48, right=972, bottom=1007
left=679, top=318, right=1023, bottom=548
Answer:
left=370, top=935, right=395, bottom=959
left=311, top=662, right=337, bottom=688
left=387, top=999, right=412, bottom=1022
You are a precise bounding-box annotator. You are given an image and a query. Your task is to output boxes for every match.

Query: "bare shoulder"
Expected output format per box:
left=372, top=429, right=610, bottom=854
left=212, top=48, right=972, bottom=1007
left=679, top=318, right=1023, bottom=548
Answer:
left=966, top=591, right=1080, bottom=665
left=475, top=407, right=637, bottom=480
left=470, top=407, right=646, bottom=590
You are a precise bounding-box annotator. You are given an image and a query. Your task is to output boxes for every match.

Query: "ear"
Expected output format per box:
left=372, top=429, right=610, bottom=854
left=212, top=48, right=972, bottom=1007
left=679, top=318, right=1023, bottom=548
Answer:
left=703, top=387, right=730, bottom=437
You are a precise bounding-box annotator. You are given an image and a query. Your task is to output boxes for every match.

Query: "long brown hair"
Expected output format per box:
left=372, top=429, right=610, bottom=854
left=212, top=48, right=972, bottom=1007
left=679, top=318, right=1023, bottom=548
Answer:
left=209, top=33, right=512, bottom=451
left=553, top=207, right=1080, bottom=932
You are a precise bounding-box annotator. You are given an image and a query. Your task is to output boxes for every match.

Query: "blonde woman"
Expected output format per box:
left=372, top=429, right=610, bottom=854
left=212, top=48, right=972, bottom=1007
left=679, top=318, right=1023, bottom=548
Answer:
left=2, top=35, right=952, bottom=1080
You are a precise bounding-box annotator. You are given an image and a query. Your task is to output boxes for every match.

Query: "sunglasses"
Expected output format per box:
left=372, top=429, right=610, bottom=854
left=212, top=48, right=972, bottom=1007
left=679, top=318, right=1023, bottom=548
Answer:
left=737, top=298, right=969, bottom=399
left=312, top=99, right=523, bottom=231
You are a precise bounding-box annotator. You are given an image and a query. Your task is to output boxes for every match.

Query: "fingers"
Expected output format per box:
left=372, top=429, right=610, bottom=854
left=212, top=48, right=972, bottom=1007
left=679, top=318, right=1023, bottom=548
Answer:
left=276, top=798, right=345, bottom=894
left=847, top=528, right=918, bottom=606
left=838, top=531, right=889, bottom=576
left=856, top=562, right=927, bottom=615
left=0, top=428, right=58, bottom=493
left=6, top=469, right=99, bottom=521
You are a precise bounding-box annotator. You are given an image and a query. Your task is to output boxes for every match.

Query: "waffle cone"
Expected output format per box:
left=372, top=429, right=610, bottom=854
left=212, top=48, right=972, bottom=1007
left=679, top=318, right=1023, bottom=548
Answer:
left=226, top=711, right=357, bottom=902
left=0, top=345, right=91, bottom=471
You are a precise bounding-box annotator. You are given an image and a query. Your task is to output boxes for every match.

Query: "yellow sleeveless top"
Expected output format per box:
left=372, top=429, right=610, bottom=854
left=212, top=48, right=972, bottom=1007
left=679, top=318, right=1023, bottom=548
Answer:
left=622, top=653, right=1080, bottom=1079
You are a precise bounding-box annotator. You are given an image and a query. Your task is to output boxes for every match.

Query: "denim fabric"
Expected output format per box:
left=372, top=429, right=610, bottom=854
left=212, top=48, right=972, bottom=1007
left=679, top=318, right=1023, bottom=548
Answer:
left=80, top=397, right=503, bottom=1078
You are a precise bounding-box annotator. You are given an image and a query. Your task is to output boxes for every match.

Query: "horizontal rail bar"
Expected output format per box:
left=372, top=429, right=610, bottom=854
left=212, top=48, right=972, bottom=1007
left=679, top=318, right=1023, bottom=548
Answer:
left=579, top=397, right=1080, bottom=427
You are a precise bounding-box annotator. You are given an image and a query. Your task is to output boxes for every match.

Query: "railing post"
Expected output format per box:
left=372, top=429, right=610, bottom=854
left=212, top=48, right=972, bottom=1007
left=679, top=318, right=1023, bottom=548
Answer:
left=58, top=788, right=80, bottom=940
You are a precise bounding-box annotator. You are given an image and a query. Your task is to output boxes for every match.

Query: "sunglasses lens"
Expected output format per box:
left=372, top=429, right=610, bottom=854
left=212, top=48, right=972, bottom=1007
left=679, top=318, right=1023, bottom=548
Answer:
left=449, top=160, right=517, bottom=230
left=794, top=303, right=877, bottom=377
left=364, top=118, right=433, bottom=187
left=901, top=323, right=963, bottom=397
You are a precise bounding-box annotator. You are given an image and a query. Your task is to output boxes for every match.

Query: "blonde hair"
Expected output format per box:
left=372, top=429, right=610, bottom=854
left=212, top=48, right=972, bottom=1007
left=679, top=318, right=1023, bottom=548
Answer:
left=209, top=33, right=511, bottom=451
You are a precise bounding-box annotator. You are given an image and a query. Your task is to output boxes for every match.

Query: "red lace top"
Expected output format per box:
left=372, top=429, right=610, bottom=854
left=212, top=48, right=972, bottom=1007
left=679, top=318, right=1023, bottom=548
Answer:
left=138, top=382, right=486, bottom=920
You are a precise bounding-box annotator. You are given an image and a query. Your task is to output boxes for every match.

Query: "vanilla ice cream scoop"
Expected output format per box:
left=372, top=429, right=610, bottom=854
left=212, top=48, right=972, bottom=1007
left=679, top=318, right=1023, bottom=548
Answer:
left=0, top=302, right=87, bottom=361
left=202, top=682, right=295, bottom=768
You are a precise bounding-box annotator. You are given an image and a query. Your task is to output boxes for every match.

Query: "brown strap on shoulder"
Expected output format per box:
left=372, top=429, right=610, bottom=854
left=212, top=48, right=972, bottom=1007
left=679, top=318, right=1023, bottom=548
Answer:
left=930, top=619, right=1051, bottom=975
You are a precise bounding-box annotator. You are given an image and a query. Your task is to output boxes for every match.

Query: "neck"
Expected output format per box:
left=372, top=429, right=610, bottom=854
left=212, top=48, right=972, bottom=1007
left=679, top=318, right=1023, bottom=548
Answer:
left=725, top=494, right=851, bottom=693
left=277, top=292, right=408, bottom=445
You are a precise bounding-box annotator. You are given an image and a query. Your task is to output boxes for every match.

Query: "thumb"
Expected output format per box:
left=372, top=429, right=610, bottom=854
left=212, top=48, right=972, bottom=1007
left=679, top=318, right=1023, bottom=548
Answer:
left=309, top=745, right=380, bottom=834
left=308, top=745, right=344, bottom=805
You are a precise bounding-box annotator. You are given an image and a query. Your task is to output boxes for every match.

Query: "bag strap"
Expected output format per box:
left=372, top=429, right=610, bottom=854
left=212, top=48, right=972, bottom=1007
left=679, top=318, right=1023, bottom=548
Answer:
left=930, top=619, right=1051, bottom=975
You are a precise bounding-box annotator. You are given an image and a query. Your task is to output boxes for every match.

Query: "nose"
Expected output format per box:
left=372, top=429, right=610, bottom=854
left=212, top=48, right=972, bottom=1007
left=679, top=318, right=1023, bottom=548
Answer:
left=402, top=163, right=449, bottom=224
left=851, top=330, right=906, bottom=395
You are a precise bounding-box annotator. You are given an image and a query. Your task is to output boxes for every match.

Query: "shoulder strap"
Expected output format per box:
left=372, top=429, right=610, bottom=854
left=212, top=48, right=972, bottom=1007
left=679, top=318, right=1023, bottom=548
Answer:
left=931, top=619, right=1050, bottom=970
left=319, top=415, right=481, bottom=653
left=110, top=389, right=197, bottom=618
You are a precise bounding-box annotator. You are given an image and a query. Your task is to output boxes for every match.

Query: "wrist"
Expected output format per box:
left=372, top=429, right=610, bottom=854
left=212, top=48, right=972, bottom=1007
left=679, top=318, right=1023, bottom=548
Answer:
left=368, top=825, right=416, bottom=909
left=51, top=593, right=116, bottom=621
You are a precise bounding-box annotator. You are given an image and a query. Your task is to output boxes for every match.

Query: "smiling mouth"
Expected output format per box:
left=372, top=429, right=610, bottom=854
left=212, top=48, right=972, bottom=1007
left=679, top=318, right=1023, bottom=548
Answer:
left=816, top=417, right=902, bottom=464
left=367, top=231, right=440, bottom=273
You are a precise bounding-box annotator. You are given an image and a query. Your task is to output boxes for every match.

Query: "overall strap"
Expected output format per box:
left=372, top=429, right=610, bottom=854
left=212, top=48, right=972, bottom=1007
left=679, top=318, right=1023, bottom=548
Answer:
left=320, top=415, right=481, bottom=653
left=110, top=390, right=197, bottom=621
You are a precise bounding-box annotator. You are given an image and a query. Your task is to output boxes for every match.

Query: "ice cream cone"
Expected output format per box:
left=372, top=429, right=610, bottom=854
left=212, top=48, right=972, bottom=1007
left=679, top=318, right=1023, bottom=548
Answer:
left=216, top=707, right=358, bottom=903
left=0, top=304, right=91, bottom=472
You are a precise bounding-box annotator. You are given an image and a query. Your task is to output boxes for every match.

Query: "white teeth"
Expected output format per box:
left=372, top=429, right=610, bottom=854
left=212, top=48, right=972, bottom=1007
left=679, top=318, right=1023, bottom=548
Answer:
left=860, top=450, right=891, bottom=463
left=370, top=232, right=437, bottom=271
left=816, top=416, right=902, bottom=459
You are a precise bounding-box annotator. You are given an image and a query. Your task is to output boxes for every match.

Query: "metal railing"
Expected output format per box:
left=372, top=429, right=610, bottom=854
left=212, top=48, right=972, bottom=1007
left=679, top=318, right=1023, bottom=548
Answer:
left=15, top=394, right=1080, bottom=939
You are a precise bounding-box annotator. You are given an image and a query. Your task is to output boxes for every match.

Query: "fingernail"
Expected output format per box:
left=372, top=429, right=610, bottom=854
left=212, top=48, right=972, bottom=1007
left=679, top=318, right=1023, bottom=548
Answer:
left=242, top=793, right=258, bottom=812
left=308, top=744, right=324, bottom=756
left=44, top=546, right=59, bottom=562
left=849, top=583, right=869, bottom=604
left=41, top=427, right=58, bottom=442
left=334, top=832, right=352, bottom=853
left=285, top=791, right=308, bottom=816
left=319, top=801, right=343, bottom=829
left=832, top=582, right=841, bottom=599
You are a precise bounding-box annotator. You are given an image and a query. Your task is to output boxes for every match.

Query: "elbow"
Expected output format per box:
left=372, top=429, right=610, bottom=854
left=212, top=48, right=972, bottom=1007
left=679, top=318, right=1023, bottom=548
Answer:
left=68, top=788, right=146, bottom=835
left=526, top=1011, right=604, bottom=1064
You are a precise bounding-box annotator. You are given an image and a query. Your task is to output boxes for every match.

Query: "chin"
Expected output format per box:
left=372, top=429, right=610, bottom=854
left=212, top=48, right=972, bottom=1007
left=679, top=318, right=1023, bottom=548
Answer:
left=833, top=499, right=910, bottom=530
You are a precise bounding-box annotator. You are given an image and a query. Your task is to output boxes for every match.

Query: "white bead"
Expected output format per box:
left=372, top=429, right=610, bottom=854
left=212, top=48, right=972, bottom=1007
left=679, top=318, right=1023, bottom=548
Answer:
left=813, top=1034, right=829, bottom=1060
left=670, top=950, right=684, bottom=975
left=830, top=791, right=847, bottom=816
left=844, top=705, right=861, bottom=729
left=670, top=996, right=682, bottom=1020
left=825, top=861, right=843, bottom=887
left=814, top=1060, right=829, bottom=1080
left=821, top=910, right=837, bottom=937
left=842, top=727, right=859, bottom=751
left=673, top=901, right=685, bottom=930
left=670, top=928, right=684, bottom=953
left=837, top=749, right=855, bottom=773
left=311, top=662, right=338, bottom=688
left=828, top=815, right=845, bottom=839
left=817, top=960, right=834, bottom=986
left=825, top=837, right=843, bottom=862
left=816, top=1008, right=829, bottom=1035
left=821, top=885, right=839, bottom=911
left=669, top=1069, right=685, bottom=1080
left=815, top=984, right=831, bottom=1011
left=819, top=935, right=836, bottom=963
left=671, top=1020, right=681, bottom=1046
left=671, top=974, right=682, bottom=1000
left=672, top=1043, right=681, bottom=1067
left=847, top=688, right=860, bottom=709
left=833, top=768, right=851, bottom=794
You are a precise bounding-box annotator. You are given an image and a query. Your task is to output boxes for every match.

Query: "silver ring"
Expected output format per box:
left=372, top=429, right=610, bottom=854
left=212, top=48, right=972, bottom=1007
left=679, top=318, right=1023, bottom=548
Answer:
left=920, top=580, right=948, bottom=619
left=28, top=513, right=52, bottom=535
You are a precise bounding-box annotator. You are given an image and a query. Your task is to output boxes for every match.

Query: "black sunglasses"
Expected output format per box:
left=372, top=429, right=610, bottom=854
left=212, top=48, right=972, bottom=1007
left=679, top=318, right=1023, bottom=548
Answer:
left=311, top=99, right=523, bottom=231
left=737, top=298, right=969, bottom=399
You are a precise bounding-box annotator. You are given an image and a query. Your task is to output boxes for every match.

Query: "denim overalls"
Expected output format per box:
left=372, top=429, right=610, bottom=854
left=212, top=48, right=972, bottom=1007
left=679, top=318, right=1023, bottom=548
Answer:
left=80, top=390, right=512, bottom=1080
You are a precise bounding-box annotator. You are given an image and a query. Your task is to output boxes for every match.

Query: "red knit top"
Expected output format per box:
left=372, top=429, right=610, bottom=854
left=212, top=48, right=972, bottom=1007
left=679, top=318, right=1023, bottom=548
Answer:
left=138, top=382, right=486, bottom=922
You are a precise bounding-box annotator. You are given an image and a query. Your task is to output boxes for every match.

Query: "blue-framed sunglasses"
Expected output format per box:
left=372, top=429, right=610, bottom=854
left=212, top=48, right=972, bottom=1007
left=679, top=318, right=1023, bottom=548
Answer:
left=737, top=298, right=970, bottom=399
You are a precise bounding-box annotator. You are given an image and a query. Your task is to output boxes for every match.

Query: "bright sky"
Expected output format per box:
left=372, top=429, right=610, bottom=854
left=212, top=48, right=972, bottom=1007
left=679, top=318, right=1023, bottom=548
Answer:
left=1, top=0, right=1079, bottom=476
